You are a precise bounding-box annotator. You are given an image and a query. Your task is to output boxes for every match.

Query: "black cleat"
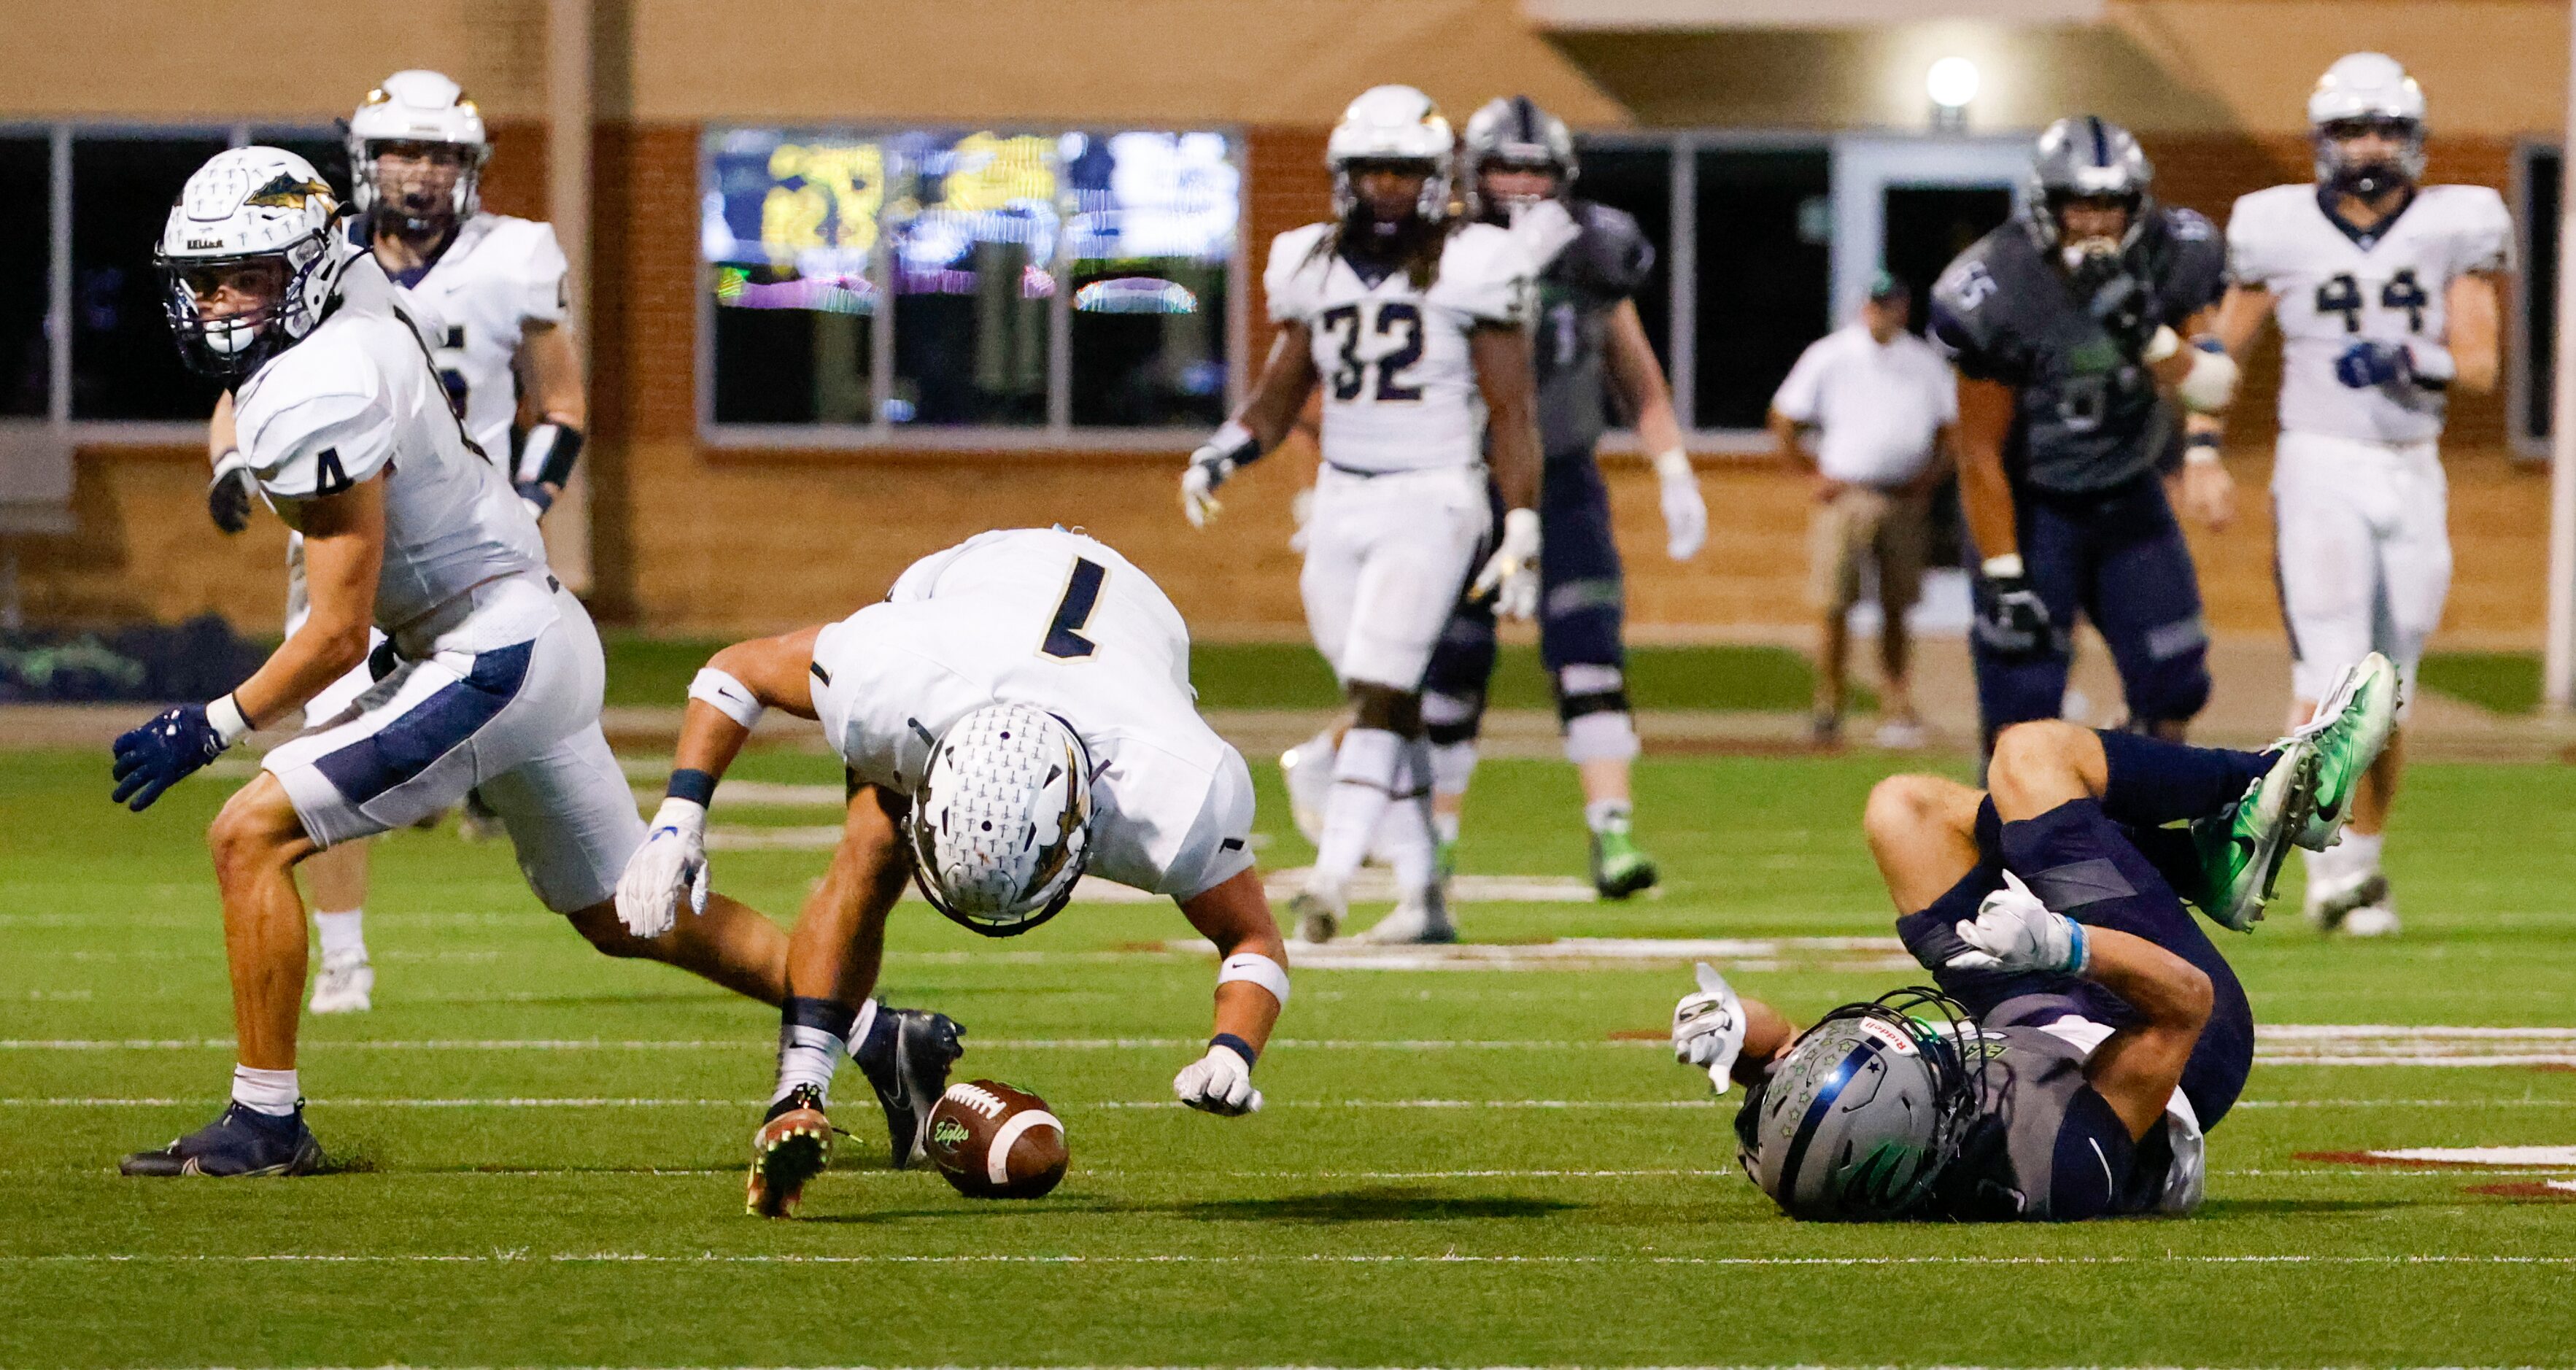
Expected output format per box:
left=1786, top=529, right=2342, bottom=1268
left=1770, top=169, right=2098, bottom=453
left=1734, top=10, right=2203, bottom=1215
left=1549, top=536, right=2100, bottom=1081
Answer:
left=746, top=1085, right=832, bottom=1218
left=120, top=1103, right=323, bottom=1177
left=854, top=1008, right=964, bottom=1169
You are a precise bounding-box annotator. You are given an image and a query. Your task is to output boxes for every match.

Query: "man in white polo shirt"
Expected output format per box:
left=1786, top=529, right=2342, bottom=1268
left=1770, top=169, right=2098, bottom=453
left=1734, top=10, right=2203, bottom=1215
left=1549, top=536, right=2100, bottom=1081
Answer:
left=1770, top=274, right=1957, bottom=747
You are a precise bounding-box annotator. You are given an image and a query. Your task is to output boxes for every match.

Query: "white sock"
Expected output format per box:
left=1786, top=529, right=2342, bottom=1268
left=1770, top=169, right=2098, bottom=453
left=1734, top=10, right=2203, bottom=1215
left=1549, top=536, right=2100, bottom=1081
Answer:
left=1315, top=727, right=1401, bottom=888
left=2340, top=830, right=2385, bottom=874
left=772, top=1026, right=846, bottom=1106
left=314, top=909, right=366, bottom=961
left=1430, top=740, right=1478, bottom=802
left=842, top=998, right=881, bottom=1059
left=231, top=1064, right=301, bottom=1117
left=1382, top=740, right=1439, bottom=894
left=1432, top=810, right=1461, bottom=845
left=1586, top=799, right=1633, bottom=835
left=1563, top=710, right=1641, bottom=765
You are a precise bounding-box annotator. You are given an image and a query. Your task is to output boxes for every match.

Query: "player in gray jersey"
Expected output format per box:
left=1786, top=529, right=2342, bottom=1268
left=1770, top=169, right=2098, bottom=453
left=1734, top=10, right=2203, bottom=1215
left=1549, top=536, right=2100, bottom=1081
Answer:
left=1669, top=658, right=2397, bottom=1220
left=1931, top=117, right=2243, bottom=752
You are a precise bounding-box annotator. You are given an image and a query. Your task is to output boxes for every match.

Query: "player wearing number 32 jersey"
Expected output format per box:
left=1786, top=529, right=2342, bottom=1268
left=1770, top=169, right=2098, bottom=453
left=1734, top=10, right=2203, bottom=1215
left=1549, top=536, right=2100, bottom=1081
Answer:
left=617, top=528, right=1291, bottom=1217
left=2211, top=52, right=2509, bottom=937
left=1181, top=85, right=1543, bottom=945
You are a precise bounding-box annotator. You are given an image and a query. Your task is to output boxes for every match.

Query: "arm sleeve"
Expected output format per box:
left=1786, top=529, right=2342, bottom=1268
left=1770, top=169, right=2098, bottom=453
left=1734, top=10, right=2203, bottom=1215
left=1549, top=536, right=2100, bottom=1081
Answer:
left=519, top=221, right=572, bottom=328
left=1771, top=339, right=1825, bottom=421
left=241, top=386, right=397, bottom=502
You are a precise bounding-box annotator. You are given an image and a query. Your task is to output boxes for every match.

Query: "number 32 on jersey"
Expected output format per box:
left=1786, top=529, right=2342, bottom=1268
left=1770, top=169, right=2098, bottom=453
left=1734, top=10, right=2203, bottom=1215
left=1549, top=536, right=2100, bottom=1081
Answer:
left=1318, top=301, right=1426, bottom=403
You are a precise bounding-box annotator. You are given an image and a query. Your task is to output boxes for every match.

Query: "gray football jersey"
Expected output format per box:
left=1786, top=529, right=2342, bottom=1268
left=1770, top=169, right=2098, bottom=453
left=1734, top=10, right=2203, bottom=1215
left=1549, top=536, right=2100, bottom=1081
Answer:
left=1934, top=1022, right=2163, bottom=1222
left=1525, top=200, right=1654, bottom=456
left=1930, top=209, right=2226, bottom=495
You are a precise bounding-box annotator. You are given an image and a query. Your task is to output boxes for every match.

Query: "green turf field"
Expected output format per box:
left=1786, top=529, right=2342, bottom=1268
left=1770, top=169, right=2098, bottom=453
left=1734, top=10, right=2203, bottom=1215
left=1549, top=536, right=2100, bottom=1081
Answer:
left=4, top=745, right=2575, bottom=1367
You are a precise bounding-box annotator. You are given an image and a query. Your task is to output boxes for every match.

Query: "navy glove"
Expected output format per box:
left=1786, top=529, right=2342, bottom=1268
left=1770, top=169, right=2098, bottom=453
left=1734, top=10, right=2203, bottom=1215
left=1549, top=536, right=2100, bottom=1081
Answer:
left=2335, top=340, right=2413, bottom=389
left=111, top=704, right=230, bottom=812
left=206, top=465, right=257, bottom=534
left=1973, top=573, right=2055, bottom=658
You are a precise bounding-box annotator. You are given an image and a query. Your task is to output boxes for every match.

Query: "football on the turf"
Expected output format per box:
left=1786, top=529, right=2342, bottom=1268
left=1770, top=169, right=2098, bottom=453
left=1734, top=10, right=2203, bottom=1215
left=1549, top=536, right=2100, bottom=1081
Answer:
left=927, top=1079, right=1067, bottom=1199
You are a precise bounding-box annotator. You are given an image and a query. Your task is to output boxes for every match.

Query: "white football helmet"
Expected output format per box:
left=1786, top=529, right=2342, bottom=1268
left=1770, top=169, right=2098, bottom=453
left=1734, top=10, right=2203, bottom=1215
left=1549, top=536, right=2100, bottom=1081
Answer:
left=155, top=147, right=348, bottom=382
left=908, top=703, right=1096, bottom=937
left=347, top=69, right=491, bottom=229
left=2308, top=53, right=2426, bottom=198
left=1326, top=85, right=1456, bottom=222
left=1462, top=95, right=1577, bottom=218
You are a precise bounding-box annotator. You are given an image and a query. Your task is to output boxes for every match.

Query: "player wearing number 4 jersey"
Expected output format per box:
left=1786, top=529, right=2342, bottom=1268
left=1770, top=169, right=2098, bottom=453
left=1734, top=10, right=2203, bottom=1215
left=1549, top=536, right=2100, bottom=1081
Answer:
left=201, top=70, right=591, bottom=1015
left=2209, top=53, right=2508, bottom=937
left=616, top=528, right=1291, bottom=1218
left=1182, top=85, right=1544, bottom=945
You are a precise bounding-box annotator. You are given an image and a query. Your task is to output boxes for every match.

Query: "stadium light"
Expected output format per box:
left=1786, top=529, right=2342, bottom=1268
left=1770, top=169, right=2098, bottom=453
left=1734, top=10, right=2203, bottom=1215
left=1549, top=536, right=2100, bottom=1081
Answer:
left=1926, top=57, right=1979, bottom=131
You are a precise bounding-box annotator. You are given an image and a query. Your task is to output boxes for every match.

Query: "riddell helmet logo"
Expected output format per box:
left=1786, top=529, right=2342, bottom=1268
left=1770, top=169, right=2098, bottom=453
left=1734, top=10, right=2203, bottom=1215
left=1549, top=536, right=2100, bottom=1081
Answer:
left=931, top=1117, right=970, bottom=1151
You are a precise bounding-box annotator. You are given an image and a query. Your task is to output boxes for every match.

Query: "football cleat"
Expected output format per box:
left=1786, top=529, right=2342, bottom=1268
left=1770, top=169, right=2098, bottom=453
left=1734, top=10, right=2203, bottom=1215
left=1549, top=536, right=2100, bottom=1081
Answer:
left=1288, top=883, right=1345, bottom=944
left=2341, top=898, right=2402, bottom=938
left=120, top=1103, right=323, bottom=1177
left=2189, top=739, right=2322, bottom=932
left=745, top=1085, right=832, bottom=1218
left=1355, top=883, right=1456, bottom=945
left=2288, top=654, right=2399, bottom=851
left=2306, top=868, right=2391, bottom=934
left=308, top=950, right=373, bottom=1015
left=854, top=1009, right=964, bottom=1171
left=1590, top=829, right=1660, bottom=900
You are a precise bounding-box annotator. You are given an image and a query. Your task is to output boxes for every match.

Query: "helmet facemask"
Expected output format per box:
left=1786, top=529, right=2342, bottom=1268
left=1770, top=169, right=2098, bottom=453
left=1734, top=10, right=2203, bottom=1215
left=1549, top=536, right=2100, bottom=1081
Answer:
left=2313, top=116, right=2424, bottom=201
left=357, top=139, right=483, bottom=237
left=1473, top=158, right=1564, bottom=225
left=156, top=156, right=347, bottom=383
left=1733, top=988, right=1989, bottom=1222
left=1332, top=157, right=1452, bottom=239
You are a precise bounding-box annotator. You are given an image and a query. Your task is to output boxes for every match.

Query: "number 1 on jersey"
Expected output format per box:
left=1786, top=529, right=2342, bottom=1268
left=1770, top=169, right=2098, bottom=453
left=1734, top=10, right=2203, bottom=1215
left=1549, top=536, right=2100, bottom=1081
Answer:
left=1043, top=557, right=1106, bottom=659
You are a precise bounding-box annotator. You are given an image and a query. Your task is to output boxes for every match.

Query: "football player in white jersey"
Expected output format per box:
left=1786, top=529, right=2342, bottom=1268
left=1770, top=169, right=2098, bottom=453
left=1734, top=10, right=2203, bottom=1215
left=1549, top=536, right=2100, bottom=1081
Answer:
left=2208, top=53, right=2508, bottom=937
left=112, top=149, right=802, bottom=1179
left=1180, top=85, right=1543, bottom=944
left=615, top=527, right=1290, bottom=1217
left=201, top=71, right=591, bottom=1013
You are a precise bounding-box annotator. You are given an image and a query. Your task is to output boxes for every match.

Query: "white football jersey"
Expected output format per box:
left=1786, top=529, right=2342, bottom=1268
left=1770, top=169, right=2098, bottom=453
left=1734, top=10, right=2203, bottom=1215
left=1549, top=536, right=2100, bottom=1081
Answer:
left=389, top=212, right=570, bottom=459
left=239, top=255, right=549, bottom=649
left=2227, top=184, right=2511, bottom=444
left=808, top=527, right=1256, bottom=901
left=1264, top=220, right=1534, bottom=473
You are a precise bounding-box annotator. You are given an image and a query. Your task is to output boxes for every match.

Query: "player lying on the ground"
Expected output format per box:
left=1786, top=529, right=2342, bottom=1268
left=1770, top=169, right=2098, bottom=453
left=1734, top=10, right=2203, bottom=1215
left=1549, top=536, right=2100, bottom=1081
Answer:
left=1671, top=656, right=2397, bottom=1220
left=616, top=527, right=1291, bottom=1218
left=109, top=149, right=911, bottom=1180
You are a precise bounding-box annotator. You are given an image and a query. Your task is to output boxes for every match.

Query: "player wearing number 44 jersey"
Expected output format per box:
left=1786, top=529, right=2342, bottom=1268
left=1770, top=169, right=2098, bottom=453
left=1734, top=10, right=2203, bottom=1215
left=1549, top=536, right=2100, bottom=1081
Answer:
left=2208, top=53, right=2508, bottom=937
left=1182, top=85, right=1544, bottom=945
left=201, top=69, right=590, bottom=1015
left=616, top=528, right=1291, bottom=1218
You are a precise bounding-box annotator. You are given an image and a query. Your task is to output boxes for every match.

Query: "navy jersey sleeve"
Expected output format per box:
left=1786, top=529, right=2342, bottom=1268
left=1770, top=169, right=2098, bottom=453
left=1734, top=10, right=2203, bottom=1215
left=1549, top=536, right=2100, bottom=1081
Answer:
left=2153, top=208, right=2228, bottom=320
left=2046, top=1083, right=2140, bottom=1221
left=1929, top=241, right=2029, bottom=385
left=1565, top=201, right=1655, bottom=301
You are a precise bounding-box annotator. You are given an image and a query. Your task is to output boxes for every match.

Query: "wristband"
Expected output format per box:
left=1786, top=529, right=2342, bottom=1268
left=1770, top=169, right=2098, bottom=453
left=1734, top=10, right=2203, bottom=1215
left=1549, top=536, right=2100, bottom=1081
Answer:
left=2182, top=432, right=2222, bottom=467
left=206, top=693, right=250, bottom=747
left=687, top=667, right=766, bottom=730
left=665, top=767, right=718, bottom=808
left=1652, top=447, right=1693, bottom=481
left=2405, top=342, right=2456, bottom=387
left=514, top=420, right=585, bottom=489
left=2063, top=916, right=2092, bottom=977
left=1217, top=951, right=1291, bottom=1007
left=1210, top=1032, right=1259, bottom=1069
left=1981, top=553, right=2024, bottom=581
left=213, top=446, right=247, bottom=478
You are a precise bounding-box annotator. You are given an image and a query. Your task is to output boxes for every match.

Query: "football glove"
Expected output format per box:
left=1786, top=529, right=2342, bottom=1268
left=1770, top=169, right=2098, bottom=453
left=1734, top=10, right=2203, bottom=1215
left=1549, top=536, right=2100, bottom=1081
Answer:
left=111, top=697, right=245, bottom=812
left=1173, top=1042, right=1264, bottom=1115
left=1972, top=570, right=2055, bottom=658
left=1471, top=507, right=1543, bottom=620
left=1654, top=449, right=1707, bottom=561
left=2334, top=340, right=2434, bottom=390
left=1182, top=422, right=1259, bottom=529
left=2074, top=258, right=2157, bottom=359
left=207, top=450, right=257, bottom=534
left=614, top=797, right=710, bottom=940
left=1946, top=870, right=2090, bottom=975
left=1671, top=961, right=1747, bottom=1094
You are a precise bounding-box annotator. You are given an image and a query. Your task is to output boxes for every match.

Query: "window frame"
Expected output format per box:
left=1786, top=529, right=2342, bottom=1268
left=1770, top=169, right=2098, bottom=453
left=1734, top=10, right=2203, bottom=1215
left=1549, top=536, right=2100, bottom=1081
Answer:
left=2510, top=137, right=2556, bottom=460
left=9, top=120, right=342, bottom=444
left=1567, top=128, right=1835, bottom=457
left=696, top=123, right=1250, bottom=455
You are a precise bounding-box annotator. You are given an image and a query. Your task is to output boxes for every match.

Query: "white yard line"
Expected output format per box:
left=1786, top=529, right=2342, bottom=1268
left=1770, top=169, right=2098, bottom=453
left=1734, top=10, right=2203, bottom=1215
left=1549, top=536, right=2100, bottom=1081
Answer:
left=4, top=1252, right=2572, bottom=1268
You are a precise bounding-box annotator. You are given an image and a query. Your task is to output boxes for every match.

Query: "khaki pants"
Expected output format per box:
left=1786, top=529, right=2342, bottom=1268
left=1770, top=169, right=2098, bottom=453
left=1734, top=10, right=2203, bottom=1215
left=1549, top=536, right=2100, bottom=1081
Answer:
left=1808, top=485, right=1930, bottom=614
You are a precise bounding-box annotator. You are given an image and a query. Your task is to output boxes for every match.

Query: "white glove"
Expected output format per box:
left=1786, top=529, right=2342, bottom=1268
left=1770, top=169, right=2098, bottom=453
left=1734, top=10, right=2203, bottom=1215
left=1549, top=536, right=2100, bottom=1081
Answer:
left=1654, top=449, right=1706, bottom=561
left=1182, top=421, right=1256, bottom=530
left=1173, top=1043, right=1264, bottom=1115
left=614, top=797, right=710, bottom=940
left=1471, top=507, right=1543, bottom=620
left=1671, top=961, right=1747, bottom=1094
left=1946, top=870, right=2088, bottom=975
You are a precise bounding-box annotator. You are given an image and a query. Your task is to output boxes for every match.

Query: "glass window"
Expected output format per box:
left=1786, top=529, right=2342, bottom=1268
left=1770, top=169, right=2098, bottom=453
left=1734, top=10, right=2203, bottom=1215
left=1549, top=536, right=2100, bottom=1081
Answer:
left=1064, top=131, right=1235, bottom=428
left=703, top=129, right=883, bottom=425
left=702, top=125, right=1239, bottom=438
left=0, top=137, right=48, bottom=417
left=1570, top=143, right=1672, bottom=377
left=2522, top=146, right=2558, bottom=446
left=71, top=133, right=229, bottom=421
left=1692, top=149, right=1830, bottom=430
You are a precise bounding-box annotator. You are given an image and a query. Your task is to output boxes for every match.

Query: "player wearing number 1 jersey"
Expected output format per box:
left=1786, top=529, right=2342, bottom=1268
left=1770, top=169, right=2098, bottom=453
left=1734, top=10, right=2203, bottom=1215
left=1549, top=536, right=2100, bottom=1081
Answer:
left=616, top=528, right=1290, bottom=1217
left=201, top=70, right=589, bottom=1013
left=1181, top=85, right=1543, bottom=944
left=2210, top=53, right=2509, bottom=937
